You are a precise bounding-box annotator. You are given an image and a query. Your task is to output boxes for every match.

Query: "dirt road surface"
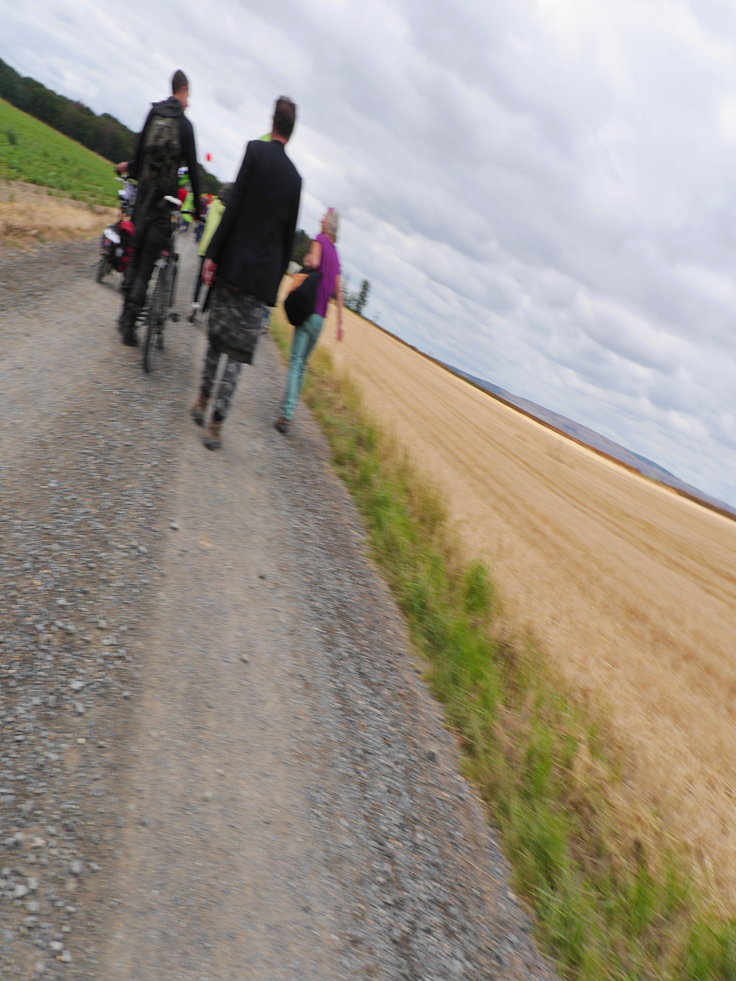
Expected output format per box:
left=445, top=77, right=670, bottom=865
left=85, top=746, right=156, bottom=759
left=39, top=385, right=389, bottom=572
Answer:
left=0, top=238, right=560, bottom=980
left=321, top=309, right=736, bottom=903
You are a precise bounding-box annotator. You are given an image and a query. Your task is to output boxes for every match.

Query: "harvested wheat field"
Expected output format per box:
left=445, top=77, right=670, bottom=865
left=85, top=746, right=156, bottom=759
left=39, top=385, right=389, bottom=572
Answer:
left=319, top=306, right=736, bottom=906
left=0, top=180, right=114, bottom=246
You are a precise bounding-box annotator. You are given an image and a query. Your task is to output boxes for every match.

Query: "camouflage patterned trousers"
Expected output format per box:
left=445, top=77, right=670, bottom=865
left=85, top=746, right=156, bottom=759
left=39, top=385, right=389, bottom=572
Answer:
left=200, top=284, right=267, bottom=421
left=200, top=345, right=243, bottom=422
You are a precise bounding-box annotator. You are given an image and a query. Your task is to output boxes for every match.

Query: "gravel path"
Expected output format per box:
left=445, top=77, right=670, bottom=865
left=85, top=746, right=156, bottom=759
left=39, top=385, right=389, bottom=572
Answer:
left=0, top=237, right=561, bottom=981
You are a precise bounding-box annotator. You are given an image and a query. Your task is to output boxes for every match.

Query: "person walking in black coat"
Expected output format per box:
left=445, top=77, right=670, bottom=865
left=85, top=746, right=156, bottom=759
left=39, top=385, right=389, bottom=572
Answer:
left=190, top=97, right=302, bottom=450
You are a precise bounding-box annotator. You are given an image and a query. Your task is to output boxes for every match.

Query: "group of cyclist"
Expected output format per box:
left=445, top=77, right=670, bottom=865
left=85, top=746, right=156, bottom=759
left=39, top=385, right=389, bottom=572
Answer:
left=112, top=69, right=344, bottom=451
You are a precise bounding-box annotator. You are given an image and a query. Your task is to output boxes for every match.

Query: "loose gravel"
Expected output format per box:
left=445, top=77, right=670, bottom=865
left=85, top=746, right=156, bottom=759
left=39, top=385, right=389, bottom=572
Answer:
left=1, top=236, right=562, bottom=980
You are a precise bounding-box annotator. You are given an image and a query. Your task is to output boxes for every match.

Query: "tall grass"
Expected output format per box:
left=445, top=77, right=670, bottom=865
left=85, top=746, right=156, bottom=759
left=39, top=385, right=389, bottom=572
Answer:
left=272, top=312, right=736, bottom=980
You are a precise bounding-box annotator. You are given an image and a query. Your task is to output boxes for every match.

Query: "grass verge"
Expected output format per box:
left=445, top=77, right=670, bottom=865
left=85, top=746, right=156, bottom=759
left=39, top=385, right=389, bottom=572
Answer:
left=0, top=191, right=114, bottom=247
left=272, top=311, right=736, bottom=980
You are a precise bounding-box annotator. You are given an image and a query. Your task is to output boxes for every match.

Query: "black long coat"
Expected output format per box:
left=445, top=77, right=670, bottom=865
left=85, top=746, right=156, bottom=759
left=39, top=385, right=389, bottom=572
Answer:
left=206, top=139, right=302, bottom=307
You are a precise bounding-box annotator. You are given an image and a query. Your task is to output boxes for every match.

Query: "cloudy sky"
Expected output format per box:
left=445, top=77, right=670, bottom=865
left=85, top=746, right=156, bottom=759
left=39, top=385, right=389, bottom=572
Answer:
left=3, top=0, right=735, bottom=505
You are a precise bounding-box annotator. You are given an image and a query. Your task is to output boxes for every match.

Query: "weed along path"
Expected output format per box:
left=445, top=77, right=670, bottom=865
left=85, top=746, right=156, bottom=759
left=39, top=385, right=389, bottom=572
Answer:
left=0, top=238, right=560, bottom=980
left=320, top=306, right=736, bottom=903
left=0, top=181, right=115, bottom=247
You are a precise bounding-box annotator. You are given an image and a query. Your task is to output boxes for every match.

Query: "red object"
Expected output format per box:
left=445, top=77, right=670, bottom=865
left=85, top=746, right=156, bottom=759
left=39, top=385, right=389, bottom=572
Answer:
left=99, top=217, right=136, bottom=275
left=206, top=152, right=212, bottom=162
left=120, top=218, right=135, bottom=270
left=202, top=258, right=217, bottom=285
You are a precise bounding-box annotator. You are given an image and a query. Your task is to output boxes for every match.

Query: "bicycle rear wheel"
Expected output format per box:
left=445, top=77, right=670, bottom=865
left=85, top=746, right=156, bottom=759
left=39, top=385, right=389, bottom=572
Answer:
left=142, top=264, right=168, bottom=374
left=168, top=255, right=178, bottom=309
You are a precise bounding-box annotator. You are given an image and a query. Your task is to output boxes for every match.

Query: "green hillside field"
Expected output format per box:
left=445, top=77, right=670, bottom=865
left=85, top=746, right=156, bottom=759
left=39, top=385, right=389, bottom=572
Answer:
left=1, top=98, right=117, bottom=206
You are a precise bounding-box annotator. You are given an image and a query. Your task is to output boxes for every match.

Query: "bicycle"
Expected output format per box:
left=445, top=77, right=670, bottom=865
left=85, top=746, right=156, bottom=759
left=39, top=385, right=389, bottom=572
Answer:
left=142, top=197, right=193, bottom=374
left=95, top=178, right=136, bottom=284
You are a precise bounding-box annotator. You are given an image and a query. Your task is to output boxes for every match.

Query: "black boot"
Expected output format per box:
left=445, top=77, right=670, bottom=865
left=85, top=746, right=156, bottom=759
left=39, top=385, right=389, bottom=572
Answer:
left=118, top=301, right=140, bottom=347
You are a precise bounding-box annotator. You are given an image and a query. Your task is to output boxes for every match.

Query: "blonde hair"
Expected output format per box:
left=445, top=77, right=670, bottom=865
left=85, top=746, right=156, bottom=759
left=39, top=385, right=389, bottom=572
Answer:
left=324, top=207, right=339, bottom=242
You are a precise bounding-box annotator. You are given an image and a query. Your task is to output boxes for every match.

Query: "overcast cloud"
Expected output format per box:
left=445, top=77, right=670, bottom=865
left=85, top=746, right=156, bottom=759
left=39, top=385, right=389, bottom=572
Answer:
left=2, top=0, right=735, bottom=504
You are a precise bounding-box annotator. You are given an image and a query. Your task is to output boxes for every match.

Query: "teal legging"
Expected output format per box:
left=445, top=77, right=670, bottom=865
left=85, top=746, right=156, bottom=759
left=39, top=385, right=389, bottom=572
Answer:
left=281, top=313, right=324, bottom=419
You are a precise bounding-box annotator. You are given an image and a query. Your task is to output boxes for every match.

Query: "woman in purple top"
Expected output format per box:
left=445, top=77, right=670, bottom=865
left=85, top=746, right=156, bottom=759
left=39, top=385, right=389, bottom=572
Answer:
left=276, top=208, right=344, bottom=433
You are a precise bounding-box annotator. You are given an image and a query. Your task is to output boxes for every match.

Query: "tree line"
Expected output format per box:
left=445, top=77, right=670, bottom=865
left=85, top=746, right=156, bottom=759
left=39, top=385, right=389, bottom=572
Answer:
left=346, top=279, right=370, bottom=316
left=0, top=57, right=220, bottom=194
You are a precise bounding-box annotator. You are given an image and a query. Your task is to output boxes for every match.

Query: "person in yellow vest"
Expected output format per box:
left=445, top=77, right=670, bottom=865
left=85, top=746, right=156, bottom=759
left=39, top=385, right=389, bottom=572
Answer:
left=180, top=190, right=195, bottom=232
left=189, top=185, right=230, bottom=322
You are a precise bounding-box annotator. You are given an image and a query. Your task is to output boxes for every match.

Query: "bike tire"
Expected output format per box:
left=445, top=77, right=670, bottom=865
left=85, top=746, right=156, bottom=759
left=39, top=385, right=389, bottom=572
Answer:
left=142, top=265, right=168, bottom=374
left=168, top=255, right=178, bottom=309
left=95, top=256, right=108, bottom=283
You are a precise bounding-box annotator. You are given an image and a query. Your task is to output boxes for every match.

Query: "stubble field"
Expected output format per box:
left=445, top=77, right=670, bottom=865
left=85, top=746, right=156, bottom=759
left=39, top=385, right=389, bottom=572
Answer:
left=319, top=307, right=736, bottom=906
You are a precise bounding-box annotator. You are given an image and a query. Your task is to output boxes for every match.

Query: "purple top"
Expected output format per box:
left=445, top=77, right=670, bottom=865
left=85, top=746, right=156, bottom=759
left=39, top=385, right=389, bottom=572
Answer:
left=314, top=233, right=340, bottom=318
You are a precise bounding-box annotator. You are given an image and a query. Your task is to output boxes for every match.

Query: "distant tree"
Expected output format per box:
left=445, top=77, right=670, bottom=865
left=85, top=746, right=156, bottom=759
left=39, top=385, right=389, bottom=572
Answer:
left=355, top=279, right=370, bottom=317
left=291, top=228, right=311, bottom=266
left=197, top=163, right=220, bottom=195
left=26, top=82, right=58, bottom=128
left=98, top=117, right=115, bottom=159
left=63, top=102, right=96, bottom=149
left=99, top=113, right=135, bottom=161
left=0, top=58, right=20, bottom=104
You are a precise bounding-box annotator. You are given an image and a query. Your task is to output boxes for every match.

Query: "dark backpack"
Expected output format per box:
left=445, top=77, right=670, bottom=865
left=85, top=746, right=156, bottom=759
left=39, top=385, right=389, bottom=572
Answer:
left=139, top=111, right=181, bottom=194
left=284, top=269, right=322, bottom=326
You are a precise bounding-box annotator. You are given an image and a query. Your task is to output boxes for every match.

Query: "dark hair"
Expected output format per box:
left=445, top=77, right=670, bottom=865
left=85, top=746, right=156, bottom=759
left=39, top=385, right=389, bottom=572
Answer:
left=172, top=70, right=189, bottom=94
left=273, top=96, right=296, bottom=139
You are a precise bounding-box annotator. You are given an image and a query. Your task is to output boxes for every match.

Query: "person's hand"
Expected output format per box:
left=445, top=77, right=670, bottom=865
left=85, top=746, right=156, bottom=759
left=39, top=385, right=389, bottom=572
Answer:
left=202, top=258, right=217, bottom=286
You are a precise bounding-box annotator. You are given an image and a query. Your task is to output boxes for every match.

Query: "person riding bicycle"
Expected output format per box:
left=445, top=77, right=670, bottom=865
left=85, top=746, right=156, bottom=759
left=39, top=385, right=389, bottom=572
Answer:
left=115, top=69, right=202, bottom=346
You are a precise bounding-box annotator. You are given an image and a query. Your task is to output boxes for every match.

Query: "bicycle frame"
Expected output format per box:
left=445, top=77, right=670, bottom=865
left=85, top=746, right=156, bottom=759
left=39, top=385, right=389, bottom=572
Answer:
left=141, top=198, right=195, bottom=373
